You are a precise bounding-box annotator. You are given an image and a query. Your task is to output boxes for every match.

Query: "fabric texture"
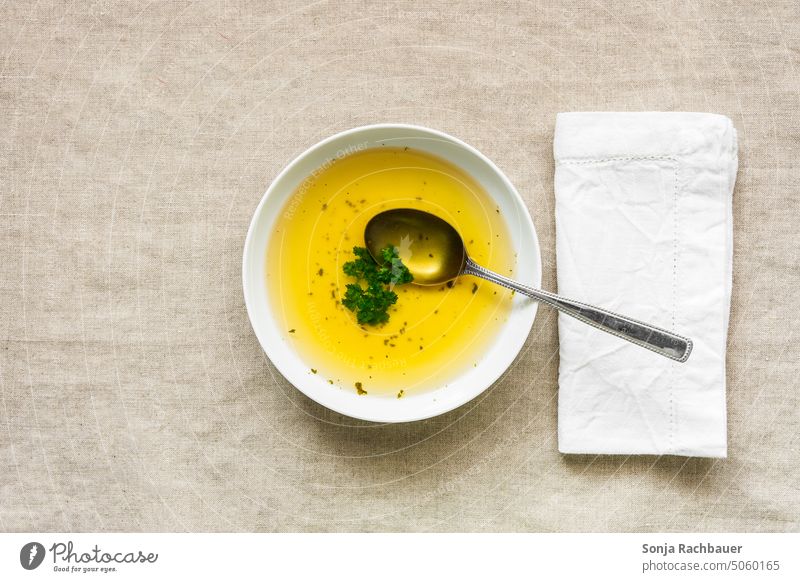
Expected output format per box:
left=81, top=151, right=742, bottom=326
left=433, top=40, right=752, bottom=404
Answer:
left=554, top=112, right=737, bottom=457
left=1, top=1, right=799, bottom=532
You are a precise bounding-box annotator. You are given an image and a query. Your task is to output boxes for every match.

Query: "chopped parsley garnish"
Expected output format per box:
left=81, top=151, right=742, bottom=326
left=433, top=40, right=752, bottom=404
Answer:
left=341, top=246, right=413, bottom=325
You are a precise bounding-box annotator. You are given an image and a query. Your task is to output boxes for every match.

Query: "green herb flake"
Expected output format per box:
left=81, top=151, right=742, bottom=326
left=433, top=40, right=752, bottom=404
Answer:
left=355, top=382, right=367, bottom=395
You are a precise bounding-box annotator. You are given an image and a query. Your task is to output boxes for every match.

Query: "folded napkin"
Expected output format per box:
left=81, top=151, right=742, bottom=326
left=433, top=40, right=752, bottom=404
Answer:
left=554, top=112, right=737, bottom=457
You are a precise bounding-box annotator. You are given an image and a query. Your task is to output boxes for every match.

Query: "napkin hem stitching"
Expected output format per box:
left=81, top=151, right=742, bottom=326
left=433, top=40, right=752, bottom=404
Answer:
left=556, top=154, right=676, bottom=166
left=671, top=160, right=679, bottom=454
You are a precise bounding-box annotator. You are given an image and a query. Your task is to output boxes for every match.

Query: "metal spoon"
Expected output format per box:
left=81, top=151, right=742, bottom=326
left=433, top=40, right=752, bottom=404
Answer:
left=365, top=208, right=692, bottom=362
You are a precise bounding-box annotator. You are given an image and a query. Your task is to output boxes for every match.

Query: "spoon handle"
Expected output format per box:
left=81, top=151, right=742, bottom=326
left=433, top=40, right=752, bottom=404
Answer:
left=463, top=258, right=692, bottom=362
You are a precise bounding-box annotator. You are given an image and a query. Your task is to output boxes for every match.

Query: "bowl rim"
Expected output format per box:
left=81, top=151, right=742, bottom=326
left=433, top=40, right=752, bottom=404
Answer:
left=242, top=123, right=541, bottom=422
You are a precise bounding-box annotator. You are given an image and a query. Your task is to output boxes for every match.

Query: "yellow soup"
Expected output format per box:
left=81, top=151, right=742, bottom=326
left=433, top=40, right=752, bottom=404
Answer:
left=266, top=147, right=515, bottom=397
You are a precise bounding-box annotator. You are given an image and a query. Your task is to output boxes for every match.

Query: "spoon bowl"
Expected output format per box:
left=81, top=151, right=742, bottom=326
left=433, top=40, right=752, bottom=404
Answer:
left=365, top=208, right=465, bottom=285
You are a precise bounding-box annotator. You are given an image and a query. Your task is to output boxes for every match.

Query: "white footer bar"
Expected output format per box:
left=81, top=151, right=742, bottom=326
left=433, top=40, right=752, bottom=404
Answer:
left=1, top=533, right=797, bottom=581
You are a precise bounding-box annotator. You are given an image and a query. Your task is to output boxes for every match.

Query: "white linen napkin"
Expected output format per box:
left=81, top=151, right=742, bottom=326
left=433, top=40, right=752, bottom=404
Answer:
left=554, top=112, right=737, bottom=457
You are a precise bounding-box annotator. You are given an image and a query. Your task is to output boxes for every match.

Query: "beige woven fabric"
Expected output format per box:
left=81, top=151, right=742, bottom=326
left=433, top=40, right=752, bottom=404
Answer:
left=1, top=1, right=798, bottom=532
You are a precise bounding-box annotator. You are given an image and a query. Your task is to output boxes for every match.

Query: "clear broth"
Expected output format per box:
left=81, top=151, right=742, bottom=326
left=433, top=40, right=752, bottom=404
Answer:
left=266, top=147, right=516, bottom=397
